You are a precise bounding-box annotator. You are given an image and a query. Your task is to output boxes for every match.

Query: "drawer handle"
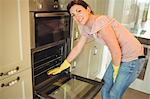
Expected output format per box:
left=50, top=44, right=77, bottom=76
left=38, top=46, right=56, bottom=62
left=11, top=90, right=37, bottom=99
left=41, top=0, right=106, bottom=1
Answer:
left=1, top=77, right=20, bottom=88
left=93, top=46, right=98, bottom=55
left=0, top=66, right=19, bottom=77
left=74, top=31, right=79, bottom=40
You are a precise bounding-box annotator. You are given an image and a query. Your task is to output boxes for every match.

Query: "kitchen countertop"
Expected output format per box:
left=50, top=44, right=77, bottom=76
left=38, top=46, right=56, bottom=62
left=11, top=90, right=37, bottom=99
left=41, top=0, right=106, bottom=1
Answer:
left=135, top=34, right=150, bottom=45
left=132, top=20, right=150, bottom=45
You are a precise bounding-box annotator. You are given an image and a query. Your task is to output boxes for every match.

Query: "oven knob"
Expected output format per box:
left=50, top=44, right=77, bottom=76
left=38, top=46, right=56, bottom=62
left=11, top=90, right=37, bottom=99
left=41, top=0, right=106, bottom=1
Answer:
left=53, top=0, right=59, bottom=9
left=54, top=4, right=58, bottom=8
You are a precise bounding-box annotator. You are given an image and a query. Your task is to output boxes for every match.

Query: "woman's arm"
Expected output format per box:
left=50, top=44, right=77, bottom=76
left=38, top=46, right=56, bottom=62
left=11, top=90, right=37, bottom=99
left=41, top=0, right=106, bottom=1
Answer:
left=99, top=25, right=121, bottom=66
left=66, top=35, right=87, bottom=62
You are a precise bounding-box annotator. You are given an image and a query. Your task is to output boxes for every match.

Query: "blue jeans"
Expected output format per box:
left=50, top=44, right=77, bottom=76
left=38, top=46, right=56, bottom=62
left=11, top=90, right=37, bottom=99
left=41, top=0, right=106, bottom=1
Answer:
left=101, top=58, right=145, bottom=99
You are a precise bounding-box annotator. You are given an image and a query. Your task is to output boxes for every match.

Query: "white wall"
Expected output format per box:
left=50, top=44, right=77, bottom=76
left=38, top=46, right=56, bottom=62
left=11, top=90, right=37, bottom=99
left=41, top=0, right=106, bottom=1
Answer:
left=84, top=0, right=97, bottom=13
left=107, top=0, right=124, bottom=22
left=84, top=0, right=109, bottom=15
left=95, top=0, right=109, bottom=15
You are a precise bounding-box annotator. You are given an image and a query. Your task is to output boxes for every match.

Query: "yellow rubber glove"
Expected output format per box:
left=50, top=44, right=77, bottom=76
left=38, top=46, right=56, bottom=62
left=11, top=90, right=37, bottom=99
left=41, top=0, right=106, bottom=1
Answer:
left=112, top=64, right=120, bottom=82
left=47, top=59, right=71, bottom=75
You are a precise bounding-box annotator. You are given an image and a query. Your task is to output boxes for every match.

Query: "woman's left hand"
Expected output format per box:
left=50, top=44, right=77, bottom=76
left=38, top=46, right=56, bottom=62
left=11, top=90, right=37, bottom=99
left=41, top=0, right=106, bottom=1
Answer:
left=112, top=64, right=120, bottom=82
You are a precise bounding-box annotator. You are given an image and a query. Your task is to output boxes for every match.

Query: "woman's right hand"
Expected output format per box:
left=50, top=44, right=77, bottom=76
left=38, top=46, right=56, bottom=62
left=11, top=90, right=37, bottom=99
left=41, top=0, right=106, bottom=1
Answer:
left=47, top=59, right=71, bottom=75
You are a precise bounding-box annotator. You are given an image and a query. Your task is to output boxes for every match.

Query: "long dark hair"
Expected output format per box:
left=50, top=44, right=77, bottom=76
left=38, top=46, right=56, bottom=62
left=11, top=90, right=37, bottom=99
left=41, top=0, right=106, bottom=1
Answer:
left=67, top=0, right=93, bottom=14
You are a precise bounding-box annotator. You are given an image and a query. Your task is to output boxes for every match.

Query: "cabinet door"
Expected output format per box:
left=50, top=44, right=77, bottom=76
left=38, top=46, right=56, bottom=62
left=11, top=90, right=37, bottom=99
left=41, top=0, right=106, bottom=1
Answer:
left=72, top=41, right=103, bottom=79
left=72, top=41, right=93, bottom=77
left=88, top=42, right=103, bottom=78
left=0, top=0, right=31, bottom=80
left=0, top=68, right=33, bottom=99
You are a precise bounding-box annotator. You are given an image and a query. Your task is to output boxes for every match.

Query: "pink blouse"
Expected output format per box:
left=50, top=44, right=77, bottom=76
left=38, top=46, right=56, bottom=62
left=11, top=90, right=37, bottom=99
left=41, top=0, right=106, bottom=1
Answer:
left=78, top=15, right=143, bottom=62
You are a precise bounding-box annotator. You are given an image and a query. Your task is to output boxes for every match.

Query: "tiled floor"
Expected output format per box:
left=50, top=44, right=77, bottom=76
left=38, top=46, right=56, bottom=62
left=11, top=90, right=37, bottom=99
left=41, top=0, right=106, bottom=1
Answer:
left=94, top=88, right=150, bottom=99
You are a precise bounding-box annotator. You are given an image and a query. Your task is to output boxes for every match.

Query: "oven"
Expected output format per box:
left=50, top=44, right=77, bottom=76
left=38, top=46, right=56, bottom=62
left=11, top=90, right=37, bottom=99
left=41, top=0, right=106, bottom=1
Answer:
left=31, top=41, right=103, bottom=99
left=29, top=0, right=104, bottom=99
left=30, top=10, right=70, bottom=49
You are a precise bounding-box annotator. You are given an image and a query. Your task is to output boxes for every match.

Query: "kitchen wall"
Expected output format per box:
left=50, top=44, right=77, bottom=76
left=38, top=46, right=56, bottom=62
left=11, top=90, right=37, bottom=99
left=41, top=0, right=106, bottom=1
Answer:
left=94, top=0, right=109, bottom=15
left=111, top=0, right=124, bottom=22
left=84, top=0, right=109, bottom=15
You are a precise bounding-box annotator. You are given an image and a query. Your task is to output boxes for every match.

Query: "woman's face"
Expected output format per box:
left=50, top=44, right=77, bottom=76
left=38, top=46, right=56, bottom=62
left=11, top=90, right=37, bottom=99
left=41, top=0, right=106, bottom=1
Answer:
left=69, top=4, right=91, bottom=25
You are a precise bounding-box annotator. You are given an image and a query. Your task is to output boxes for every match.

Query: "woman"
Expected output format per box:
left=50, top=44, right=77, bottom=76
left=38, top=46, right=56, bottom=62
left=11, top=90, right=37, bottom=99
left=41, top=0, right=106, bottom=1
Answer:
left=48, top=0, right=145, bottom=99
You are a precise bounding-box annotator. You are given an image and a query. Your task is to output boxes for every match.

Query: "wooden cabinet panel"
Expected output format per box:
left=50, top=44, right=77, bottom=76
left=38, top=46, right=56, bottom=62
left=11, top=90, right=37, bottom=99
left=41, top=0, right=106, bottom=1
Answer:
left=0, top=0, right=31, bottom=80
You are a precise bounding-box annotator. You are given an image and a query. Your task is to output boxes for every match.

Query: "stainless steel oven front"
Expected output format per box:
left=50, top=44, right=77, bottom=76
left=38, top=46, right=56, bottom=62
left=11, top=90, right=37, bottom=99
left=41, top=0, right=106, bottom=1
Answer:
left=30, top=11, right=70, bottom=49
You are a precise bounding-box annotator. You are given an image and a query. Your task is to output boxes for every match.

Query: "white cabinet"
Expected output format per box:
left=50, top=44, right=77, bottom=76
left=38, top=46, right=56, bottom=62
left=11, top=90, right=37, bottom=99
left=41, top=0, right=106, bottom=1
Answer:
left=87, top=41, right=103, bottom=78
left=71, top=22, right=103, bottom=79
left=0, top=68, right=33, bottom=99
left=0, top=0, right=31, bottom=79
left=70, top=22, right=89, bottom=77
left=71, top=41, right=91, bottom=77
left=0, top=0, right=33, bottom=98
left=71, top=37, right=103, bottom=79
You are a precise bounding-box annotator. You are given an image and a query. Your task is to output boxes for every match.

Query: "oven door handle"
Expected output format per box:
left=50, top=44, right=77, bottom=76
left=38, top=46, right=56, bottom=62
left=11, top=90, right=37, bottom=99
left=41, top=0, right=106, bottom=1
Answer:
left=35, top=12, right=69, bottom=17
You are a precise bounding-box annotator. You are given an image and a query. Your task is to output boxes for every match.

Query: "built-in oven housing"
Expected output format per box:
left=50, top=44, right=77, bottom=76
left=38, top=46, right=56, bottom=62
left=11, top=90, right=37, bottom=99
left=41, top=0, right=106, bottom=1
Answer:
left=29, top=0, right=103, bottom=98
left=30, top=0, right=71, bottom=49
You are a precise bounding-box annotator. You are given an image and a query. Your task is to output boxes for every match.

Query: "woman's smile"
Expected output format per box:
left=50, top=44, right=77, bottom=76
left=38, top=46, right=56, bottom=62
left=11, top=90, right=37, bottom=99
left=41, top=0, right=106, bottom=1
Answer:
left=70, top=5, right=91, bottom=25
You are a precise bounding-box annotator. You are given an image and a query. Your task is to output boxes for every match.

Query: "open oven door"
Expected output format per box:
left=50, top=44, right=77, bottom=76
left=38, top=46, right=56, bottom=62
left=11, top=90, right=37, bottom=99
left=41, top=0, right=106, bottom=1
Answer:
left=34, top=71, right=104, bottom=99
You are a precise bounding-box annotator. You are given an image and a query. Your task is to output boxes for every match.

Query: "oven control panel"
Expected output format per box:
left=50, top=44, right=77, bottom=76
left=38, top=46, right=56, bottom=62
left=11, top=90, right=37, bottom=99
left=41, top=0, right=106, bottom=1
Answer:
left=29, top=0, right=69, bottom=11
